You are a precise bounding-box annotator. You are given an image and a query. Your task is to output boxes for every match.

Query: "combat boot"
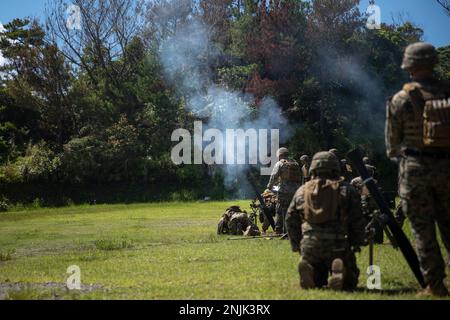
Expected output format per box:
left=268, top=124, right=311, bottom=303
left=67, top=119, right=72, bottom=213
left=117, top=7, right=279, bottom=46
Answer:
left=417, top=281, right=449, bottom=298
left=328, top=259, right=345, bottom=291
left=298, top=260, right=315, bottom=289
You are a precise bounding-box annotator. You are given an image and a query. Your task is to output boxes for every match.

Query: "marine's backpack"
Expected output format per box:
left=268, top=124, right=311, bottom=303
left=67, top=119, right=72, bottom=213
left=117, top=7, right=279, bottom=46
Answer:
left=302, top=178, right=343, bottom=224
left=279, top=159, right=302, bottom=183
left=404, top=82, right=450, bottom=148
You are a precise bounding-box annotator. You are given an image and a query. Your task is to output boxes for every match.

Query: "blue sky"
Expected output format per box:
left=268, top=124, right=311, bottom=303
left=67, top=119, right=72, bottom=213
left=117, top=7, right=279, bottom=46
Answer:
left=0, top=0, right=449, bottom=47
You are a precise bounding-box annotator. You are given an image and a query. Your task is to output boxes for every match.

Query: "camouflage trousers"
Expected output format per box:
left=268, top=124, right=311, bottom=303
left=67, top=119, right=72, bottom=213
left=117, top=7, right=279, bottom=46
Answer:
left=300, top=237, right=359, bottom=290
left=275, top=193, right=295, bottom=234
left=399, top=156, right=450, bottom=285
left=229, top=213, right=260, bottom=236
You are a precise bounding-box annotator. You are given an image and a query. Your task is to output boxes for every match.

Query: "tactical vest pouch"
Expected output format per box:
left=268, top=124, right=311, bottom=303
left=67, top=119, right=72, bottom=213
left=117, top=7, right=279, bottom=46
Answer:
left=423, top=98, right=450, bottom=147
left=405, top=83, right=450, bottom=148
left=303, top=179, right=341, bottom=224
left=404, top=83, right=426, bottom=148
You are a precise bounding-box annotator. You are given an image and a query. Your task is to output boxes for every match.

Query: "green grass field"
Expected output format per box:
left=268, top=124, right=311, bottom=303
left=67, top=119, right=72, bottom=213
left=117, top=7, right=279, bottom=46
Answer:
left=0, top=201, right=448, bottom=300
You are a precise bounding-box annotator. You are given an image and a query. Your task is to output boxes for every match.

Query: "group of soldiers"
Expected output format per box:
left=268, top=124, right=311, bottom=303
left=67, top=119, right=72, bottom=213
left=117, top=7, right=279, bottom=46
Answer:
left=217, top=42, right=450, bottom=297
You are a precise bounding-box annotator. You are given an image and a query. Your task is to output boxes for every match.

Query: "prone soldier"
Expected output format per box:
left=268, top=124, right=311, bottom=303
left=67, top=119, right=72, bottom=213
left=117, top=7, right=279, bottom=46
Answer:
left=218, top=206, right=261, bottom=236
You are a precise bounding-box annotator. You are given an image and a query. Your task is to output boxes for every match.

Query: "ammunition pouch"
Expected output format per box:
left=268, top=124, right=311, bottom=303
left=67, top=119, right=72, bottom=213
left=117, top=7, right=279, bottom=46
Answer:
left=404, top=82, right=450, bottom=149
left=423, top=98, right=450, bottom=147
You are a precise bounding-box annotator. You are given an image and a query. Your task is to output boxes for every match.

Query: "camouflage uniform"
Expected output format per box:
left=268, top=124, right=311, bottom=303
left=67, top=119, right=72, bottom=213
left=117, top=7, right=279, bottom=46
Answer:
left=301, top=164, right=311, bottom=185
left=351, top=171, right=384, bottom=244
left=258, top=190, right=277, bottom=233
left=267, top=148, right=302, bottom=234
left=386, top=42, right=450, bottom=291
left=330, top=149, right=352, bottom=182
left=286, top=152, right=366, bottom=290
left=229, top=212, right=260, bottom=236
left=300, top=155, right=311, bottom=185
left=218, top=206, right=261, bottom=236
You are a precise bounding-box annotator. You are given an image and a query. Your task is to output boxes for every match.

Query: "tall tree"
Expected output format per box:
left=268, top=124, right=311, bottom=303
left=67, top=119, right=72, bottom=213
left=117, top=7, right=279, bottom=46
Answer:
left=0, top=19, right=75, bottom=150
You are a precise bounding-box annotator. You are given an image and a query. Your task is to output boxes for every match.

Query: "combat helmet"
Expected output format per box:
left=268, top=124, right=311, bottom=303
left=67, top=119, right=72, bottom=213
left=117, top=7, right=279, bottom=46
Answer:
left=276, top=147, right=289, bottom=158
left=309, top=151, right=341, bottom=177
left=300, top=155, right=310, bottom=163
left=401, top=42, right=438, bottom=70
left=329, top=149, right=339, bottom=156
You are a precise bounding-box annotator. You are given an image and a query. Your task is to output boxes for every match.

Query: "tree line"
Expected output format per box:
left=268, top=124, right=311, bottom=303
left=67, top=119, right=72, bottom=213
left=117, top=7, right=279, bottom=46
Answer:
left=0, top=0, right=449, bottom=208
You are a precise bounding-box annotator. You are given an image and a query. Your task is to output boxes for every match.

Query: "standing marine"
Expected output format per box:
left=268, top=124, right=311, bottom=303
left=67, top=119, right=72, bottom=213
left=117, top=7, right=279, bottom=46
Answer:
left=351, top=165, right=384, bottom=244
left=385, top=42, right=450, bottom=297
left=329, top=149, right=352, bottom=182
left=267, top=148, right=302, bottom=235
left=300, top=155, right=311, bottom=185
left=286, top=152, right=366, bottom=290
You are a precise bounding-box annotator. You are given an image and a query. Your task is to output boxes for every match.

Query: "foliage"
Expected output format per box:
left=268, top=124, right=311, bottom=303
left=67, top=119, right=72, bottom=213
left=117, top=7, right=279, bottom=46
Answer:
left=0, top=197, right=9, bottom=212
left=0, top=1, right=443, bottom=204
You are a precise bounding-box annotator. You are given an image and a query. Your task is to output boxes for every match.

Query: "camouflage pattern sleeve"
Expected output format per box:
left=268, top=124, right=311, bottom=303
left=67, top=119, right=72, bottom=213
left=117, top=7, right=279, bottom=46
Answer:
left=346, top=185, right=366, bottom=248
left=286, top=187, right=304, bottom=252
left=385, top=90, right=407, bottom=158
left=267, top=161, right=281, bottom=190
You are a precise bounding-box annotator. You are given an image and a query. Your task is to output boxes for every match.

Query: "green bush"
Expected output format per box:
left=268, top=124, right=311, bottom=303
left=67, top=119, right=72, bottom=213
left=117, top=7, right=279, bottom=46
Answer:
left=0, top=196, right=9, bottom=212
left=32, top=198, right=44, bottom=209
left=170, top=190, right=199, bottom=202
left=0, top=142, right=59, bottom=184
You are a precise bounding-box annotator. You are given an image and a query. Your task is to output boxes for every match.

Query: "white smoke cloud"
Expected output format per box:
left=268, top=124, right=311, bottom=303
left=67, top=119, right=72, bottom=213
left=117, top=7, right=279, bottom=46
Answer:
left=159, top=12, right=291, bottom=196
left=315, top=45, right=386, bottom=152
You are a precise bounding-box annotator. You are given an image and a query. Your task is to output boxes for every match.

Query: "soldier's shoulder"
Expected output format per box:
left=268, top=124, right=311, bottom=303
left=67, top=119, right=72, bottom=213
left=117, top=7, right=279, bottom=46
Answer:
left=390, top=88, right=410, bottom=108
left=293, top=184, right=306, bottom=198
left=271, top=160, right=282, bottom=171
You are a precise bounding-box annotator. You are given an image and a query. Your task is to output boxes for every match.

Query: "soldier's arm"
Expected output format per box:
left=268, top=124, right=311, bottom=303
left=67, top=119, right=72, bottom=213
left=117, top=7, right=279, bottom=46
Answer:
left=267, top=162, right=281, bottom=190
left=347, top=186, right=367, bottom=248
left=286, top=188, right=304, bottom=253
left=385, top=92, right=407, bottom=158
